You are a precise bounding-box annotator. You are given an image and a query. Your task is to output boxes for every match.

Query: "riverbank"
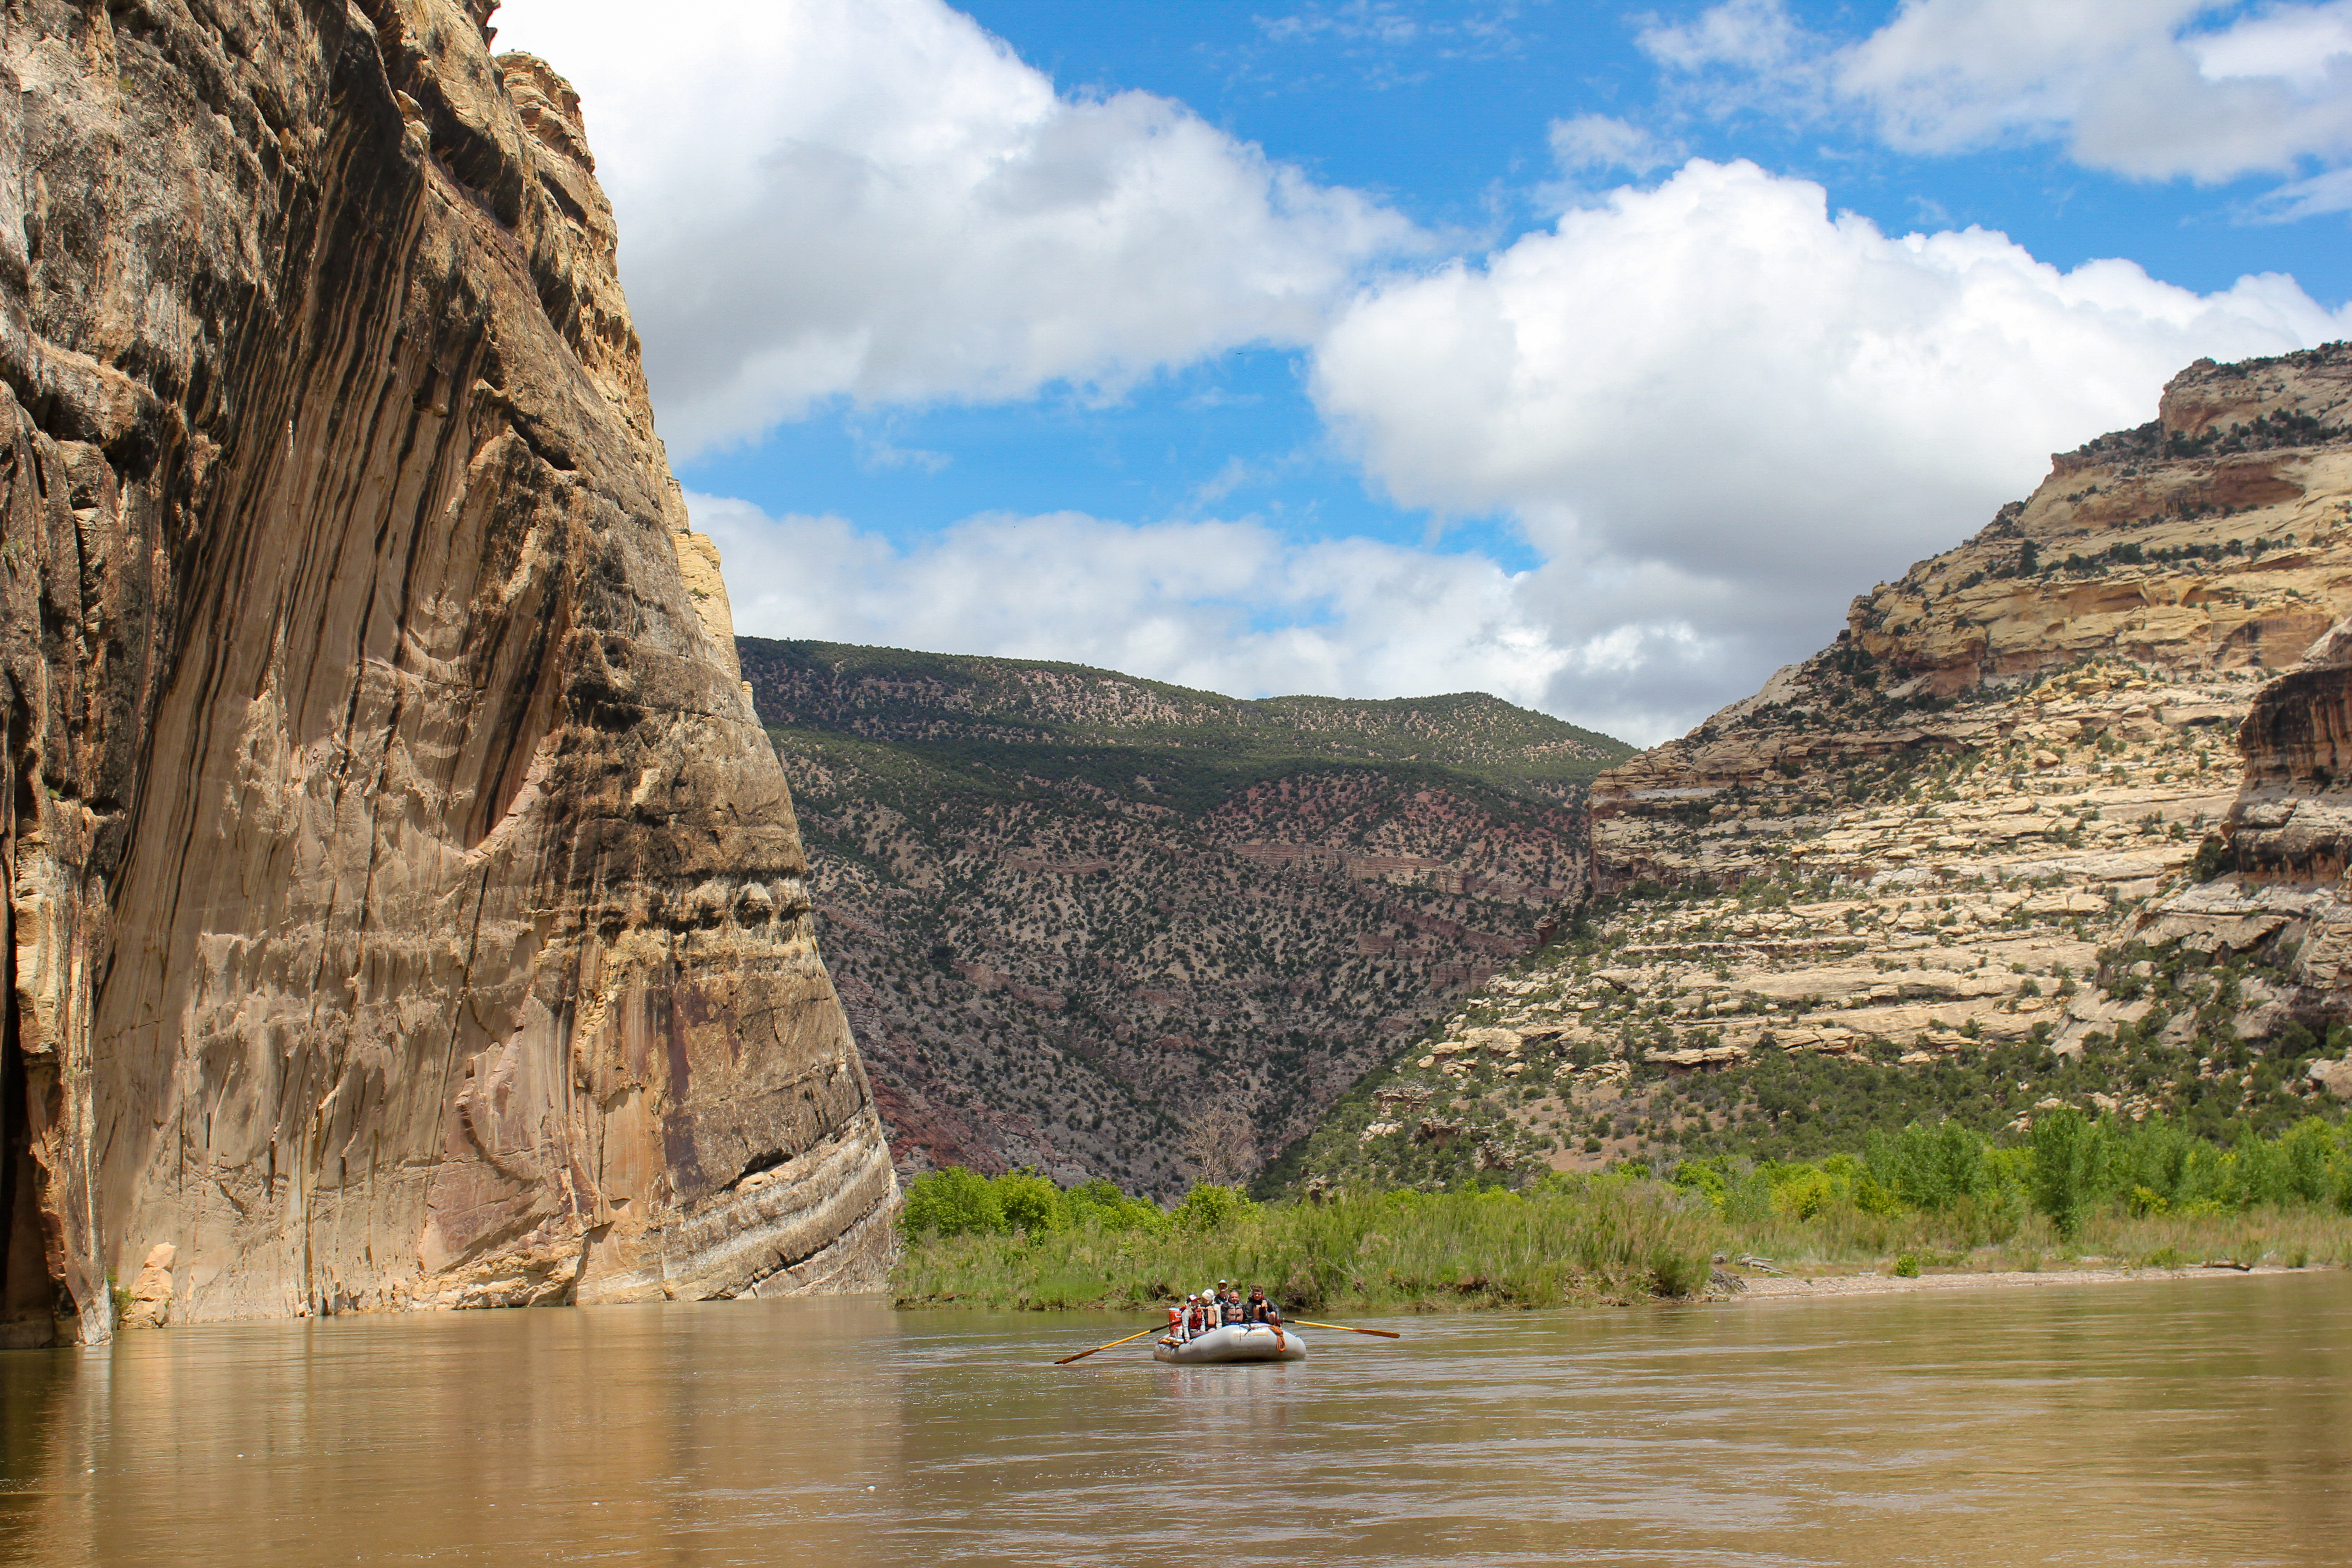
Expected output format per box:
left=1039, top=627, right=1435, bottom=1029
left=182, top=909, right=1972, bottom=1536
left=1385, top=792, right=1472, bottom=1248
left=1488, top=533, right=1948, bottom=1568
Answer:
left=892, top=1174, right=2352, bottom=1313
left=1733, top=1261, right=2315, bottom=1300
left=894, top=1181, right=1720, bottom=1311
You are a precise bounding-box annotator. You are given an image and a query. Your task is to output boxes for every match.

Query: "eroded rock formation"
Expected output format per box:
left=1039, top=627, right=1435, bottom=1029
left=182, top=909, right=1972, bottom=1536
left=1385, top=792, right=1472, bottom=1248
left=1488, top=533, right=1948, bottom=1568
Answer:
left=0, top=0, right=895, bottom=1349
left=2146, top=607, right=2352, bottom=1031
left=1284, top=345, right=2352, bottom=1187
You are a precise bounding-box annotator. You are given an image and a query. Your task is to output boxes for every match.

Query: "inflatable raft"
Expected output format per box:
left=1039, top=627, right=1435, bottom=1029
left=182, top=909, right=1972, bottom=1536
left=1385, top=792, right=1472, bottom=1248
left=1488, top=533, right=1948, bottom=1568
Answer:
left=1153, top=1324, right=1307, bottom=1365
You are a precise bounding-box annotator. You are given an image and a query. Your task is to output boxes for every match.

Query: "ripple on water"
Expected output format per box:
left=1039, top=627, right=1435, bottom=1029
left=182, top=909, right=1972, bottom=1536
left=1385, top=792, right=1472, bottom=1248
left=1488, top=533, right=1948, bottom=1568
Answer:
left=1, top=1274, right=2348, bottom=1565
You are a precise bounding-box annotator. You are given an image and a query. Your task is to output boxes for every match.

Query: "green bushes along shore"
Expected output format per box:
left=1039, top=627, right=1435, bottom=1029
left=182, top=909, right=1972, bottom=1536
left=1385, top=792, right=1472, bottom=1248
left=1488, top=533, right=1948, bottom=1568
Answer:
left=890, top=1108, right=2352, bottom=1311
left=894, top=1172, right=1720, bottom=1312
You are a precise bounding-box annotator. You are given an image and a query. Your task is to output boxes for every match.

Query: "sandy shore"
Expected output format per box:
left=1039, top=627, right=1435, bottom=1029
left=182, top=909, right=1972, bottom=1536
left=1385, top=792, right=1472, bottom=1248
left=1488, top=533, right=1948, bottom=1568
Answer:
left=1732, top=1264, right=2308, bottom=1301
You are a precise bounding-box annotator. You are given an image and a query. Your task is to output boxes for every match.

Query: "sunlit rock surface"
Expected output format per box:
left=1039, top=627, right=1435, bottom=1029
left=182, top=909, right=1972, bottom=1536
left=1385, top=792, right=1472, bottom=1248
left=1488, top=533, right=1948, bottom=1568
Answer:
left=1283, top=346, right=2352, bottom=1187
left=0, top=0, right=895, bottom=1349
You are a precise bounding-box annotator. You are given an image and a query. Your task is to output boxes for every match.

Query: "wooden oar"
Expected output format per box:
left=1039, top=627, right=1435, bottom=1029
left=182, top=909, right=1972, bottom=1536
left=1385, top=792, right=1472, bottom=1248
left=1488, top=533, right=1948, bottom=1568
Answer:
left=1054, top=1327, right=1161, bottom=1365
left=1291, top=1319, right=1402, bottom=1339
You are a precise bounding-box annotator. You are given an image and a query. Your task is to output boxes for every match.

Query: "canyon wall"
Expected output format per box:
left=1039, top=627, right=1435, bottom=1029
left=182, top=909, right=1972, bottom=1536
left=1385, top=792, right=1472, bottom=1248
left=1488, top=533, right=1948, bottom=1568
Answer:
left=1283, top=345, right=2352, bottom=1188
left=0, top=0, right=896, bottom=1349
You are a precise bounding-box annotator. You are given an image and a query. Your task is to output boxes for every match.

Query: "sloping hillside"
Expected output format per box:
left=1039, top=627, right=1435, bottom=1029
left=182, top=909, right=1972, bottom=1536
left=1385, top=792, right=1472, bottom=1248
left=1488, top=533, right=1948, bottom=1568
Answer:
left=740, top=640, right=1632, bottom=1196
left=1275, top=344, right=2352, bottom=1193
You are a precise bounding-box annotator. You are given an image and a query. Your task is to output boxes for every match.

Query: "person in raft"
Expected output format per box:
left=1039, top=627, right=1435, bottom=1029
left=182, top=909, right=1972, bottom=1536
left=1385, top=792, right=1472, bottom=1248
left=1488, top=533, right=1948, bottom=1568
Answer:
left=1160, top=1286, right=1285, bottom=1346
left=1168, top=1290, right=1214, bottom=1343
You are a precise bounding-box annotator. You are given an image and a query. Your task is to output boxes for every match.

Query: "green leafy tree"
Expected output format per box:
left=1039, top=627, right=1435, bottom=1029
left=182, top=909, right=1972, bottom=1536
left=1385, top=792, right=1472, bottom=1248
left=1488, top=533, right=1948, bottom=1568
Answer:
left=2031, top=1108, right=2106, bottom=1241
left=1172, top=1182, right=1256, bottom=1233
left=993, top=1170, right=1068, bottom=1234
left=900, top=1166, right=1004, bottom=1238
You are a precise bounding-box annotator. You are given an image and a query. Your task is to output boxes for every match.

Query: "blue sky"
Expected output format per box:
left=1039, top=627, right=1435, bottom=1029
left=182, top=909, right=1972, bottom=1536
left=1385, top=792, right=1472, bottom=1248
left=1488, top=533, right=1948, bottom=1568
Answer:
left=493, top=0, right=2352, bottom=742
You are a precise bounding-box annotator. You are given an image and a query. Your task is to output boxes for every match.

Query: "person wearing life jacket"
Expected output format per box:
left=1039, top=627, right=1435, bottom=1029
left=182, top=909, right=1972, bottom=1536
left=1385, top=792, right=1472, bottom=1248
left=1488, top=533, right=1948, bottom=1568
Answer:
left=1163, top=1294, right=1189, bottom=1346
left=1246, top=1285, right=1285, bottom=1349
left=1220, top=1286, right=1247, bottom=1327
left=1187, top=1289, right=1216, bottom=1339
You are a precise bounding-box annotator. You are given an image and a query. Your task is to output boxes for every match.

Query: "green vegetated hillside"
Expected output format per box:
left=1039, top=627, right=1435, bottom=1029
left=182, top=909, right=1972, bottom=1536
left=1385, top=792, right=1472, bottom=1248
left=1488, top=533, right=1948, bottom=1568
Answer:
left=740, top=638, right=1634, bottom=1198
left=745, top=639, right=1626, bottom=810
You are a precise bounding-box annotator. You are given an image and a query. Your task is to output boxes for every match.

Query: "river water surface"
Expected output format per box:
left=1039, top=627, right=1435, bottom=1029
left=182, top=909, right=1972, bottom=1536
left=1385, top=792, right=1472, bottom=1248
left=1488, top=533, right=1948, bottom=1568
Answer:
left=3, top=1272, right=2347, bottom=1566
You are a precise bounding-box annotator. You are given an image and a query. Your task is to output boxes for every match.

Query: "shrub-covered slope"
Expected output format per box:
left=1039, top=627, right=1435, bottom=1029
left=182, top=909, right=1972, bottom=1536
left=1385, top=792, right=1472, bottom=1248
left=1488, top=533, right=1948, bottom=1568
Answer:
left=739, top=640, right=1635, bottom=1198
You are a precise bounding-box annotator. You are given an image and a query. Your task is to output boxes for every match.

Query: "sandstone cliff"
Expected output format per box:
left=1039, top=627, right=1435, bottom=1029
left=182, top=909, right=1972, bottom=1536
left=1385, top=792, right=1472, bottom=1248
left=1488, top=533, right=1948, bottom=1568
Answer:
left=741, top=639, right=1628, bottom=1196
left=1280, top=345, right=2352, bottom=1189
left=0, top=1, right=895, bottom=1349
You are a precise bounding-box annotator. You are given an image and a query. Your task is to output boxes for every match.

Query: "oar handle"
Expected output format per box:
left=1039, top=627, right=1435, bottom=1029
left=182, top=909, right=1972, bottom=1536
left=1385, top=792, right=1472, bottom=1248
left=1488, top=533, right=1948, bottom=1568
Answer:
left=1293, top=1319, right=1403, bottom=1339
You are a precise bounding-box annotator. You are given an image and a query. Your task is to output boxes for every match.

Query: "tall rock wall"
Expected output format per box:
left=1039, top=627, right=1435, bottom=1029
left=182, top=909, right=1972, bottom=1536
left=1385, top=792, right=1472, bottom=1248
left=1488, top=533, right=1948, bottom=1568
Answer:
left=0, top=0, right=896, bottom=1349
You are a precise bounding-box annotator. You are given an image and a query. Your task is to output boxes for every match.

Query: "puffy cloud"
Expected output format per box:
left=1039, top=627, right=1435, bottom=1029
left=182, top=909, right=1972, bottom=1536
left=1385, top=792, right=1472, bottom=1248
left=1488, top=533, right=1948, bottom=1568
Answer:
left=692, top=495, right=1609, bottom=721
left=1646, top=0, right=2352, bottom=190
left=491, top=0, right=1418, bottom=457
left=496, top=4, right=2352, bottom=742
left=1311, top=159, right=2352, bottom=720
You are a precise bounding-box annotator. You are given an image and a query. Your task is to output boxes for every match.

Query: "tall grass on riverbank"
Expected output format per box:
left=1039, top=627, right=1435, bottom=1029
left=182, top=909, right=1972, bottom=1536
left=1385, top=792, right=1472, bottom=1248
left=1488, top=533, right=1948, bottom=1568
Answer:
left=893, top=1175, right=1720, bottom=1312
left=893, top=1105, right=2352, bottom=1310
left=1711, top=1191, right=2352, bottom=1274
left=1664, top=1108, right=2352, bottom=1272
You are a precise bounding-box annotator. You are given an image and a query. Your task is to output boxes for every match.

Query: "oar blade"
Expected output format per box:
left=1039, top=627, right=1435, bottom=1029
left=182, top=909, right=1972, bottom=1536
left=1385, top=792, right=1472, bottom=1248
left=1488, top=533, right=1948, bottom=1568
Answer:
left=1052, top=1325, right=1158, bottom=1365
left=1294, top=1319, right=1403, bottom=1338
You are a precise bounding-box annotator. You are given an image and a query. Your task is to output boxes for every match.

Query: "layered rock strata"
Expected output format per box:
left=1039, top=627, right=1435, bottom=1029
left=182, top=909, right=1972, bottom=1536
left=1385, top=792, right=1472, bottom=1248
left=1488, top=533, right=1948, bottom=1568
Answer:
left=0, top=1, right=894, bottom=1349
left=1284, top=345, right=2352, bottom=1186
left=2142, top=611, right=2352, bottom=1050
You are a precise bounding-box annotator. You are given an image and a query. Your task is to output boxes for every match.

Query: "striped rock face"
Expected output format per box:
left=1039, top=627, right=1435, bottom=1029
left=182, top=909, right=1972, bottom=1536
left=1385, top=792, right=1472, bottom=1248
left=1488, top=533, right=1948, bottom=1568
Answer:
left=0, top=0, right=895, bottom=1348
left=1288, top=346, right=2352, bottom=1186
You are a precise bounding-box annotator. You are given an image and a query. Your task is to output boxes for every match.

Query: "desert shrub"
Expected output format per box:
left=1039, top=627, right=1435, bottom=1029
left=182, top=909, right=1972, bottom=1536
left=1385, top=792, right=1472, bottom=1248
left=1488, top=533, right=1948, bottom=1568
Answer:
left=1172, top=1182, right=1256, bottom=1233
left=901, top=1166, right=1004, bottom=1239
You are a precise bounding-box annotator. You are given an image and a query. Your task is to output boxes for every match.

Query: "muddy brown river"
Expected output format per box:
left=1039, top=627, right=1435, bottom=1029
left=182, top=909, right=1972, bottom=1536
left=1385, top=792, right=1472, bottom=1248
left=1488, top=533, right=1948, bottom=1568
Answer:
left=3, top=1273, right=2347, bottom=1565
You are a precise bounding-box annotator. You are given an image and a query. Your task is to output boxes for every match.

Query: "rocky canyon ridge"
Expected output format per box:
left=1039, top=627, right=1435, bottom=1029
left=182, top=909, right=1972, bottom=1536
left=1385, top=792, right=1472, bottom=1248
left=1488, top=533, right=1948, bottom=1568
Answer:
left=1285, top=345, right=2352, bottom=1190
left=0, top=0, right=896, bottom=1349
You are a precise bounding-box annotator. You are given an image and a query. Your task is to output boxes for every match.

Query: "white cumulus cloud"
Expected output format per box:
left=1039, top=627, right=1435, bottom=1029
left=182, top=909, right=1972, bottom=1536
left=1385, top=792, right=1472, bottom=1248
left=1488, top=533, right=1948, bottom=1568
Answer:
left=691, top=495, right=1632, bottom=724
left=1311, top=159, right=2352, bottom=721
left=496, top=4, right=2352, bottom=743
left=491, top=0, right=1420, bottom=457
left=1646, top=0, right=2352, bottom=192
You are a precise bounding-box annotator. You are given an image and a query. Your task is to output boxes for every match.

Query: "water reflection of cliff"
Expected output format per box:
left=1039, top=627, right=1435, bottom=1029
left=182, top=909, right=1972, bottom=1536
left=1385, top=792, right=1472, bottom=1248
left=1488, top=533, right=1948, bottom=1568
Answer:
left=0, top=1300, right=909, bottom=1563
